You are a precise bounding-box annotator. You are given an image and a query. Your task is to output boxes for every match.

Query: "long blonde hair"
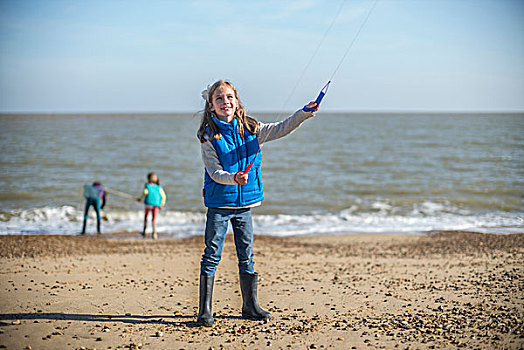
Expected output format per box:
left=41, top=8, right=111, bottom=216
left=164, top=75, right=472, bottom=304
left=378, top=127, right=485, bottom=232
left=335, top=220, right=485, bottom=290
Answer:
left=197, top=80, right=259, bottom=143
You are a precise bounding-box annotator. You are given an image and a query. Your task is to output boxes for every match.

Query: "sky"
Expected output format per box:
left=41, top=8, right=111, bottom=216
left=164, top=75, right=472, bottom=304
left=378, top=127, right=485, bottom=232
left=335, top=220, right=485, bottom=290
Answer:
left=0, top=0, right=523, bottom=113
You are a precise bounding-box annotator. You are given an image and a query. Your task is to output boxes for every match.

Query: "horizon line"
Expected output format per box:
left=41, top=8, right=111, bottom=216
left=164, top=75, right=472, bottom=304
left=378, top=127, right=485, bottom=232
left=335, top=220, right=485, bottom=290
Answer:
left=1, top=109, right=524, bottom=116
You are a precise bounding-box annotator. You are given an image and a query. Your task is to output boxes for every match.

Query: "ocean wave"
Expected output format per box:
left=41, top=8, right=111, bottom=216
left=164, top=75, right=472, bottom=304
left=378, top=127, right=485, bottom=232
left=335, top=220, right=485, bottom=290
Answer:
left=0, top=203, right=522, bottom=236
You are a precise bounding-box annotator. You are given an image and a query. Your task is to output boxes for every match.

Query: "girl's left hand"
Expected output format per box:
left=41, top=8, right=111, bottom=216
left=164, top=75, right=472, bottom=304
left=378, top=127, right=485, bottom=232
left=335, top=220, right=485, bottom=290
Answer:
left=304, top=101, right=319, bottom=112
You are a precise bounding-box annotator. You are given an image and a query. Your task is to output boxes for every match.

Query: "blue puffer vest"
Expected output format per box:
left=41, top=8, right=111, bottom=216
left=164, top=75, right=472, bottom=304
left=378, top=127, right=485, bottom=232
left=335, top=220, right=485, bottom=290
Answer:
left=204, top=117, right=263, bottom=208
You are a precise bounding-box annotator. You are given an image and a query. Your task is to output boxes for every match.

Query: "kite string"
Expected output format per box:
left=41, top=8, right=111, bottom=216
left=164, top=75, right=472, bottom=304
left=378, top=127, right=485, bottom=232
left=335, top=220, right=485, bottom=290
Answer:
left=278, top=0, right=346, bottom=114
left=276, top=0, right=378, bottom=116
left=329, top=0, right=379, bottom=82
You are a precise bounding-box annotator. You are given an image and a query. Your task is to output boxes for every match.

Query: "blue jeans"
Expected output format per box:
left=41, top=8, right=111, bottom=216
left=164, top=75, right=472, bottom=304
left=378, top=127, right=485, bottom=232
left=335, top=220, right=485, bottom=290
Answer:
left=82, top=198, right=101, bottom=233
left=200, top=208, right=255, bottom=276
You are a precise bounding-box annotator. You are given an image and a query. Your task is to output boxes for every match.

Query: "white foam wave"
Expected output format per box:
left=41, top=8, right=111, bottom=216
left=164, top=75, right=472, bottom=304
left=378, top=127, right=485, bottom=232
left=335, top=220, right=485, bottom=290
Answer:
left=0, top=203, right=522, bottom=237
left=0, top=206, right=206, bottom=237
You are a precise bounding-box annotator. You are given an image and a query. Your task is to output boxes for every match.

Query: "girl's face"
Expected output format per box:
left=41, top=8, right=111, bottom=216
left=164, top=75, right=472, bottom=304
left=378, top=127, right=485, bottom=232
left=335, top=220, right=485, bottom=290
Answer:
left=210, top=85, right=238, bottom=122
left=149, top=174, right=158, bottom=183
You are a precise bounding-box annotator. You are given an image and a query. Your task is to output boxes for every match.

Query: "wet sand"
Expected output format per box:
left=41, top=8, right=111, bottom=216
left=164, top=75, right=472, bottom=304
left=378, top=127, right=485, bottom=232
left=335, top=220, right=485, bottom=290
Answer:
left=0, top=231, right=523, bottom=349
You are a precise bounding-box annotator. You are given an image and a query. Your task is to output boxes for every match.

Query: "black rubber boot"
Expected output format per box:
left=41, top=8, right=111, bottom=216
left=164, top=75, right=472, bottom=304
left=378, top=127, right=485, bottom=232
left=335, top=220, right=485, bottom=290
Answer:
left=239, top=273, right=271, bottom=321
left=96, top=212, right=101, bottom=234
left=197, top=275, right=215, bottom=327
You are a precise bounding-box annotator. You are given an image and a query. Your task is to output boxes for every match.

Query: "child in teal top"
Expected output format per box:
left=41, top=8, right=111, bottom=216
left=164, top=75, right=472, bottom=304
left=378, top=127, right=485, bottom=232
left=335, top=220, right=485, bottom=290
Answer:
left=137, top=172, right=166, bottom=239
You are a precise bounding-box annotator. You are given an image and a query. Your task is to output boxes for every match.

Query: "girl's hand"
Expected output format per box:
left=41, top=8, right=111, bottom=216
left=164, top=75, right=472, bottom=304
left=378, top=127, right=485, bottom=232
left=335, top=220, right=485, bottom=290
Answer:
left=304, top=101, right=319, bottom=112
left=234, top=172, right=249, bottom=185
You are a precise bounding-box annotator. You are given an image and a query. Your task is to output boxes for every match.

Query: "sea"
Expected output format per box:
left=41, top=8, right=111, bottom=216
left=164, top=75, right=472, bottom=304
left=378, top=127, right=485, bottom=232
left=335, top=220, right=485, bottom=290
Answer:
left=0, top=112, right=522, bottom=237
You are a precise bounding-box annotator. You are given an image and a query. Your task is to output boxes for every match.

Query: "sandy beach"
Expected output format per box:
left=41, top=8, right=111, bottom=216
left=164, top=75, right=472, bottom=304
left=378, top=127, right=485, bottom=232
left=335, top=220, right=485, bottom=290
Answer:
left=0, top=231, right=522, bottom=350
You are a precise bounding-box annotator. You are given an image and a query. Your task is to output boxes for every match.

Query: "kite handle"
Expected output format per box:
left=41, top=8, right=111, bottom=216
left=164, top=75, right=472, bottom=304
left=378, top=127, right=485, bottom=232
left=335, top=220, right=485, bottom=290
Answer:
left=303, top=81, right=330, bottom=112
left=242, top=163, right=253, bottom=174
left=241, top=147, right=261, bottom=174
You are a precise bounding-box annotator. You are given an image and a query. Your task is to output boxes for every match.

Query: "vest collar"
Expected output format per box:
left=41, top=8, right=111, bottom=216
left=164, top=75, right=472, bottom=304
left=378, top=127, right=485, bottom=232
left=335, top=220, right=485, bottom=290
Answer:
left=212, top=116, right=237, bottom=130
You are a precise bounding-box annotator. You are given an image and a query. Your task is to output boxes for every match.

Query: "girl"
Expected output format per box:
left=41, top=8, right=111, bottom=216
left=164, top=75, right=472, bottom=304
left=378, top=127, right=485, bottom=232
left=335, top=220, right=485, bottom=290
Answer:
left=196, top=80, right=318, bottom=327
left=137, top=172, right=166, bottom=240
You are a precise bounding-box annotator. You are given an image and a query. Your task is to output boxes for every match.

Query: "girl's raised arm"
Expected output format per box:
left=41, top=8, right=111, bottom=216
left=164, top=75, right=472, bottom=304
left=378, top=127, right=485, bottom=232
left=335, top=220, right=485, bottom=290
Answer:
left=257, top=108, right=315, bottom=145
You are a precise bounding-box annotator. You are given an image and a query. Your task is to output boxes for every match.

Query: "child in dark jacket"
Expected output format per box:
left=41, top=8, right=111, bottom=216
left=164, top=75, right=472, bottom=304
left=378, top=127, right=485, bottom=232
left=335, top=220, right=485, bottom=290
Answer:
left=82, top=182, right=106, bottom=235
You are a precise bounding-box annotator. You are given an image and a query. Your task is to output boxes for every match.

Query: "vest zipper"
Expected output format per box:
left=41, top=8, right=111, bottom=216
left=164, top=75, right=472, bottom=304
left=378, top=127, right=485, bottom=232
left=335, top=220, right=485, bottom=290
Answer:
left=234, top=124, right=243, bottom=207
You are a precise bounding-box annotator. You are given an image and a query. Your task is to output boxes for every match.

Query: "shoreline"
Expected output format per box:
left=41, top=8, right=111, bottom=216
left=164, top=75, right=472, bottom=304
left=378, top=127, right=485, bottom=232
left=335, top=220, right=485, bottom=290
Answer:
left=1, top=232, right=523, bottom=349
left=0, top=230, right=522, bottom=259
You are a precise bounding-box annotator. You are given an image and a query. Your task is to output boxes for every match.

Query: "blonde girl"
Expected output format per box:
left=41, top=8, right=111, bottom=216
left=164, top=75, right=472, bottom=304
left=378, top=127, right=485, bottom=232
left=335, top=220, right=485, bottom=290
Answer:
left=196, top=80, right=318, bottom=326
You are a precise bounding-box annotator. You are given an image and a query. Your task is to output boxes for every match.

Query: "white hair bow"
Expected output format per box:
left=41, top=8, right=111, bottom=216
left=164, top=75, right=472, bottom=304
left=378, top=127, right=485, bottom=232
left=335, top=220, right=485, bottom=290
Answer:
left=201, top=84, right=212, bottom=102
